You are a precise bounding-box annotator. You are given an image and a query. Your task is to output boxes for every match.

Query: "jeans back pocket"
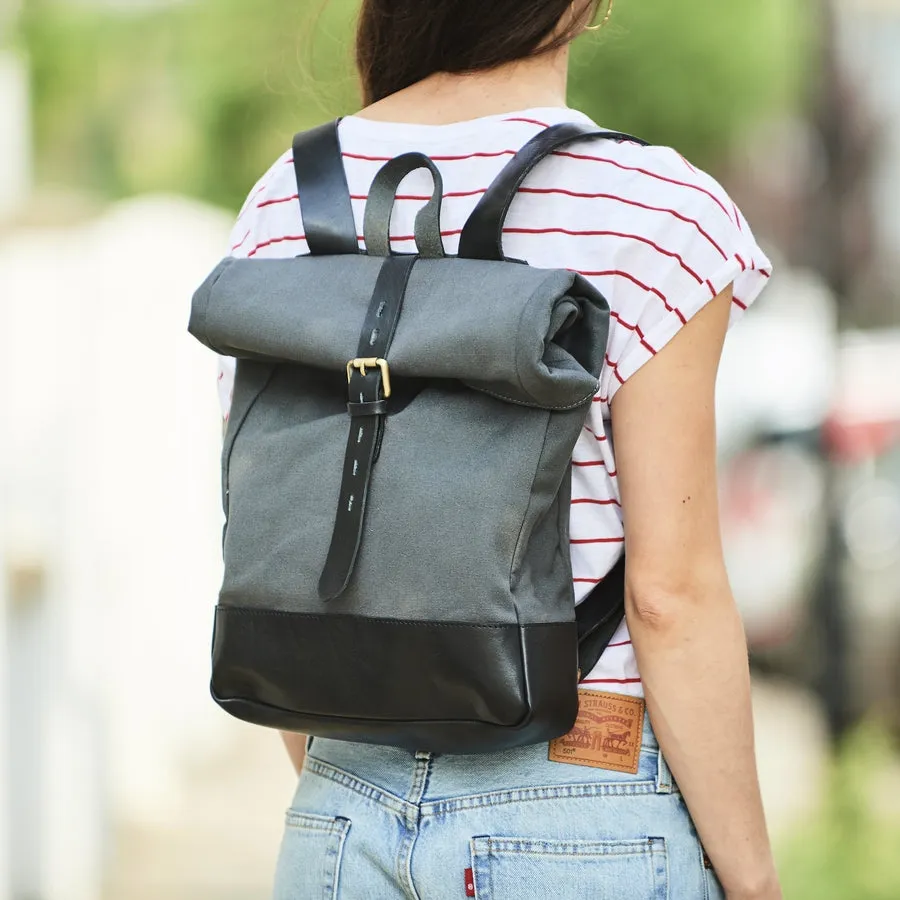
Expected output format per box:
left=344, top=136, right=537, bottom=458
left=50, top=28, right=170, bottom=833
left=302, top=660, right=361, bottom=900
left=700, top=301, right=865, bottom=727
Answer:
left=272, top=811, right=350, bottom=900
left=470, top=835, right=667, bottom=900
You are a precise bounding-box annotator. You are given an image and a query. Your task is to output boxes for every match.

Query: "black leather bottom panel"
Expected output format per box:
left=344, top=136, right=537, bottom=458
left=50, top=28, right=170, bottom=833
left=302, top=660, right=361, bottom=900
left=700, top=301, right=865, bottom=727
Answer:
left=211, top=606, right=580, bottom=753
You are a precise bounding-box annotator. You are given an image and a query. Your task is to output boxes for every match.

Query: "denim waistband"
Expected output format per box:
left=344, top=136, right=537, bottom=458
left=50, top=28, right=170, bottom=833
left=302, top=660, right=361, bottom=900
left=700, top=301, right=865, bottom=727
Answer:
left=303, top=711, right=672, bottom=811
left=308, top=710, right=659, bottom=756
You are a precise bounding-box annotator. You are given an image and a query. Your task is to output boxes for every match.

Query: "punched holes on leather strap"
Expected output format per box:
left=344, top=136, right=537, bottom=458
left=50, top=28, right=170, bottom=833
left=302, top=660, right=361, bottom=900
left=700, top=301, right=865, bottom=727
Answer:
left=318, top=258, right=416, bottom=600
left=318, top=152, right=447, bottom=600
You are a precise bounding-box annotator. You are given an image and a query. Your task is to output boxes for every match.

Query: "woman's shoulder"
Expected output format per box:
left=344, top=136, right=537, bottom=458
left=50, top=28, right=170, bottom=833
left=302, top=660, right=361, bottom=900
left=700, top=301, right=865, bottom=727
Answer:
left=225, top=112, right=755, bottom=264
left=540, top=123, right=745, bottom=235
left=227, top=148, right=301, bottom=260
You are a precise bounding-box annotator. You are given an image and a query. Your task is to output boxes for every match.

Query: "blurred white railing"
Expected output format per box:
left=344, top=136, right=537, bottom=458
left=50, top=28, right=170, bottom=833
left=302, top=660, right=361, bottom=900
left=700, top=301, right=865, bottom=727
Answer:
left=0, top=194, right=233, bottom=900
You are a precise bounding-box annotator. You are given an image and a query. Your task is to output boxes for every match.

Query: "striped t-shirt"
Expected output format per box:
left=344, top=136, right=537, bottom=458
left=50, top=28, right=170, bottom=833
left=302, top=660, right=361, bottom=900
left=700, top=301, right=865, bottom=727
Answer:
left=218, top=105, right=773, bottom=697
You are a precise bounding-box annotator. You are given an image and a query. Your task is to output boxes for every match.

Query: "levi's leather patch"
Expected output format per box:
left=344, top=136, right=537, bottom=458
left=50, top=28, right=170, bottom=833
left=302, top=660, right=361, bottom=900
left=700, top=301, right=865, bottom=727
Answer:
left=548, top=689, right=645, bottom=774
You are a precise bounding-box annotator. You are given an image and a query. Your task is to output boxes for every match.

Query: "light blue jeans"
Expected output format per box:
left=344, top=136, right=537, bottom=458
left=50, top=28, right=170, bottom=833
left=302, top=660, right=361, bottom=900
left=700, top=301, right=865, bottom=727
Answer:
left=273, top=713, right=723, bottom=899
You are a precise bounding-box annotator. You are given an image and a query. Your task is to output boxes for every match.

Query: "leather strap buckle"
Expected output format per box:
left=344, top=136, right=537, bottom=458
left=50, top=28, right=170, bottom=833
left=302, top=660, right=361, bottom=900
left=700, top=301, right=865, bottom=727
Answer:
left=346, top=357, right=392, bottom=398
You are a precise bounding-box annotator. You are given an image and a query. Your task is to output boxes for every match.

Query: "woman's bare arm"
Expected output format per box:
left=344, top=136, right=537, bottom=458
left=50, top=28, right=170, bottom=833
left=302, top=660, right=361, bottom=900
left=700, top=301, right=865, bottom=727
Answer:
left=612, top=286, right=781, bottom=900
left=281, top=732, right=307, bottom=776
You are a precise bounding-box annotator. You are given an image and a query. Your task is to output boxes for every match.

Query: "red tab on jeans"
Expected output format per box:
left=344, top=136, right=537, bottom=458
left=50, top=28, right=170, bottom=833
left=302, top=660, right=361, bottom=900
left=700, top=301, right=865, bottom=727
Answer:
left=464, top=867, right=475, bottom=897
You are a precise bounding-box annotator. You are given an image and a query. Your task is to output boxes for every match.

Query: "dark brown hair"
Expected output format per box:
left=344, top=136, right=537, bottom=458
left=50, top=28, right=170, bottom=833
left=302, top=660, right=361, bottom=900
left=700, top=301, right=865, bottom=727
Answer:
left=356, top=0, right=599, bottom=105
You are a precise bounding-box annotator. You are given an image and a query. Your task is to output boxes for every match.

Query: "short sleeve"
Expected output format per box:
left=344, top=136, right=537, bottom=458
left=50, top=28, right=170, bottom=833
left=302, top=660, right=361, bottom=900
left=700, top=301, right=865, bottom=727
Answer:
left=596, top=146, right=773, bottom=405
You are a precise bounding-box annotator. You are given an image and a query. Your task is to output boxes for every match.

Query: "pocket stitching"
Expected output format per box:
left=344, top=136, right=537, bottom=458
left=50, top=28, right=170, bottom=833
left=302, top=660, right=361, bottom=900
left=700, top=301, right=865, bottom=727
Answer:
left=284, top=810, right=348, bottom=833
left=427, top=779, right=658, bottom=817
left=274, top=814, right=350, bottom=900
left=475, top=836, right=663, bottom=857
left=471, top=835, right=669, bottom=899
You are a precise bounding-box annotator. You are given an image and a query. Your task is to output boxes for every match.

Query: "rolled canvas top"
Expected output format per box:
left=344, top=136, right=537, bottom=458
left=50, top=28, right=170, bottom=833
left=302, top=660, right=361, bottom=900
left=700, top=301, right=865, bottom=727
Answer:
left=190, top=254, right=611, bottom=410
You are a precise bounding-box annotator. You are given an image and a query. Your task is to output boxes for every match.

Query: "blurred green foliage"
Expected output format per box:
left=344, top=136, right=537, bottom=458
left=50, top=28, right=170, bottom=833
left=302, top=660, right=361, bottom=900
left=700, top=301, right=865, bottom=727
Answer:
left=777, top=723, right=900, bottom=900
left=18, top=0, right=812, bottom=212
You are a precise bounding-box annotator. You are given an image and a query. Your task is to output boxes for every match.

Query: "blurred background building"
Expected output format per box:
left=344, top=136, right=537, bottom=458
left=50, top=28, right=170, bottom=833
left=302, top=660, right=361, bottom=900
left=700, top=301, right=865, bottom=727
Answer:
left=1, top=1, right=899, bottom=899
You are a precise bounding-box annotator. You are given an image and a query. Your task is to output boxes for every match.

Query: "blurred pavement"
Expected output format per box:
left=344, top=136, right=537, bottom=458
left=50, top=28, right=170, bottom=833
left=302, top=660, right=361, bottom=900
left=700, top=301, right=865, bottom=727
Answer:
left=103, top=721, right=294, bottom=900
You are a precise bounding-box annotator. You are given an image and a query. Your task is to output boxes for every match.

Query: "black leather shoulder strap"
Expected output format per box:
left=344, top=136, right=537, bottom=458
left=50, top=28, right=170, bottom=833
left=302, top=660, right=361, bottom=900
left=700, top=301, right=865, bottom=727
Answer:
left=292, top=120, right=359, bottom=256
left=458, top=123, right=647, bottom=261
left=575, top=554, right=626, bottom=677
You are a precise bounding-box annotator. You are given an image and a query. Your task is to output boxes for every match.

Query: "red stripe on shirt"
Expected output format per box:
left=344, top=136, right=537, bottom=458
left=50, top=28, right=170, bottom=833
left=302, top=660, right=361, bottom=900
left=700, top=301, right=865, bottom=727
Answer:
left=250, top=224, right=733, bottom=257
left=608, top=310, right=642, bottom=334
left=343, top=149, right=516, bottom=163
left=572, top=498, right=621, bottom=507
left=503, top=116, right=551, bottom=128
left=607, top=640, right=633, bottom=648
left=571, top=537, right=626, bottom=545
left=331, top=146, right=737, bottom=234
left=312, top=181, right=725, bottom=260
left=261, top=188, right=490, bottom=207
left=258, top=193, right=299, bottom=209
left=384, top=228, right=464, bottom=243
left=583, top=426, right=608, bottom=441
left=678, top=152, right=699, bottom=174
left=552, top=149, right=734, bottom=222
left=574, top=457, right=618, bottom=475
left=606, top=355, right=627, bottom=385
left=231, top=229, right=251, bottom=252
left=580, top=269, right=685, bottom=329
left=238, top=180, right=272, bottom=219
left=581, top=677, right=642, bottom=685
left=511, top=228, right=705, bottom=288
left=357, top=189, right=488, bottom=201
left=732, top=295, right=748, bottom=311
left=520, top=188, right=728, bottom=260
left=247, top=234, right=307, bottom=257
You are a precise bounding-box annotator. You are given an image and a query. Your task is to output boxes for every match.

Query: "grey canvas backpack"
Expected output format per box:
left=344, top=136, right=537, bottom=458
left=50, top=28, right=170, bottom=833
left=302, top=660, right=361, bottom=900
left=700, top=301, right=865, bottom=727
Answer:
left=188, top=120, right=642, bottom=753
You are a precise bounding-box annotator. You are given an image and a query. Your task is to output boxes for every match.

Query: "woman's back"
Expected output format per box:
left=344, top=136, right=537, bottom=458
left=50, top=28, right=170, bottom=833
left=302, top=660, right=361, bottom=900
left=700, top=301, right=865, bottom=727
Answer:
left=223, top=104, right=771, bottom=694
left=208, top=7, right=782, bottom=895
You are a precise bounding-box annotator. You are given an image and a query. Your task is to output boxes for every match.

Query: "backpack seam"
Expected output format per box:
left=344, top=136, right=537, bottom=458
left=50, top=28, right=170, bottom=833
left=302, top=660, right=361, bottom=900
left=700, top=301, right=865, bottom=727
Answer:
left=221, top=363, right=279, bottom=517
left=471, top=384, right=597, bottom=411
left=217, top=606, right=572, bottom=630
left=508, top=409, right=556, bottom=595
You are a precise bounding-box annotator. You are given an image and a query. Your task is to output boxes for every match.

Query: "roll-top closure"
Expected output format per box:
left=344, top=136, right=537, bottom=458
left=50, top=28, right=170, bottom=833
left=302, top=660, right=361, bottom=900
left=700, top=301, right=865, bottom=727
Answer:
left=190, top=255, right=610, bottom=410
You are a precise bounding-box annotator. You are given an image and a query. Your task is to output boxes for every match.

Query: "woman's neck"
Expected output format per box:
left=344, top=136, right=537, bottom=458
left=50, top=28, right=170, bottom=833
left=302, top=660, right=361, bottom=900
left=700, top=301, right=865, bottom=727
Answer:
left=355, top=48, right=571, bottom=126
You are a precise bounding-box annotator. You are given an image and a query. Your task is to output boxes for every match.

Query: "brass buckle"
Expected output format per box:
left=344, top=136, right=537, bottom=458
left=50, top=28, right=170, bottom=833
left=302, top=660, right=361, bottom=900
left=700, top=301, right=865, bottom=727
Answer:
left=346, top=357, right=392, bottom=398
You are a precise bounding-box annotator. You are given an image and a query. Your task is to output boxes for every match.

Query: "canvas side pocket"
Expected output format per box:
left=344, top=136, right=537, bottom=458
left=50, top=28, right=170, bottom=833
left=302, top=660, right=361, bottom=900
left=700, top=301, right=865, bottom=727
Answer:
left=272, top=812, right=350, bottom=900
left=469, top=835, right=667, bottom=900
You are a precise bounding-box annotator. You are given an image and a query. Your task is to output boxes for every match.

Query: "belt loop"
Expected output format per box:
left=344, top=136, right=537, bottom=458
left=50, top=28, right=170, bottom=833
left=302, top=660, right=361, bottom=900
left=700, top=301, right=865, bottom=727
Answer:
left=656, top=746, right=673, bottom=794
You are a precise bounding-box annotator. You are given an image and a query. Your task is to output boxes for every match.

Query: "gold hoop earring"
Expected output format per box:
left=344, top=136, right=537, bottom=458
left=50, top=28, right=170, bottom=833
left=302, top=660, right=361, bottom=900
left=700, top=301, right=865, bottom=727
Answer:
left=584, top=0, right=614, bottom=31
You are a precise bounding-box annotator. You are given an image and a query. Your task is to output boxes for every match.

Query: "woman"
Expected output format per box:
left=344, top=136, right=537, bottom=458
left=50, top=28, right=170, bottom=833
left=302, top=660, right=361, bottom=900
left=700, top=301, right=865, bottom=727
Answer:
left=220, top=1, right=780, bottom=897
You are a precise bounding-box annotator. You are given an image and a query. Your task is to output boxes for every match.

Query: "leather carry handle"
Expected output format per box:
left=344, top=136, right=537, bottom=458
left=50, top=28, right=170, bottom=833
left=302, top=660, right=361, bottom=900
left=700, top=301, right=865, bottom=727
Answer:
left=292, top=121, right=359, bottom=256
left=458, top=123, right=647, bottom=261
left=363, top=153, right=446, bottom=259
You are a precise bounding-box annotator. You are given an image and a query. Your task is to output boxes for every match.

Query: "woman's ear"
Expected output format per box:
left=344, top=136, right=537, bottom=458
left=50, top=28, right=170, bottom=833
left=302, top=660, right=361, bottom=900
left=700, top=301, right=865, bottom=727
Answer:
left=576, top=0, right=605, bottom=31
left=556, top=0, right=597, bottom=36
